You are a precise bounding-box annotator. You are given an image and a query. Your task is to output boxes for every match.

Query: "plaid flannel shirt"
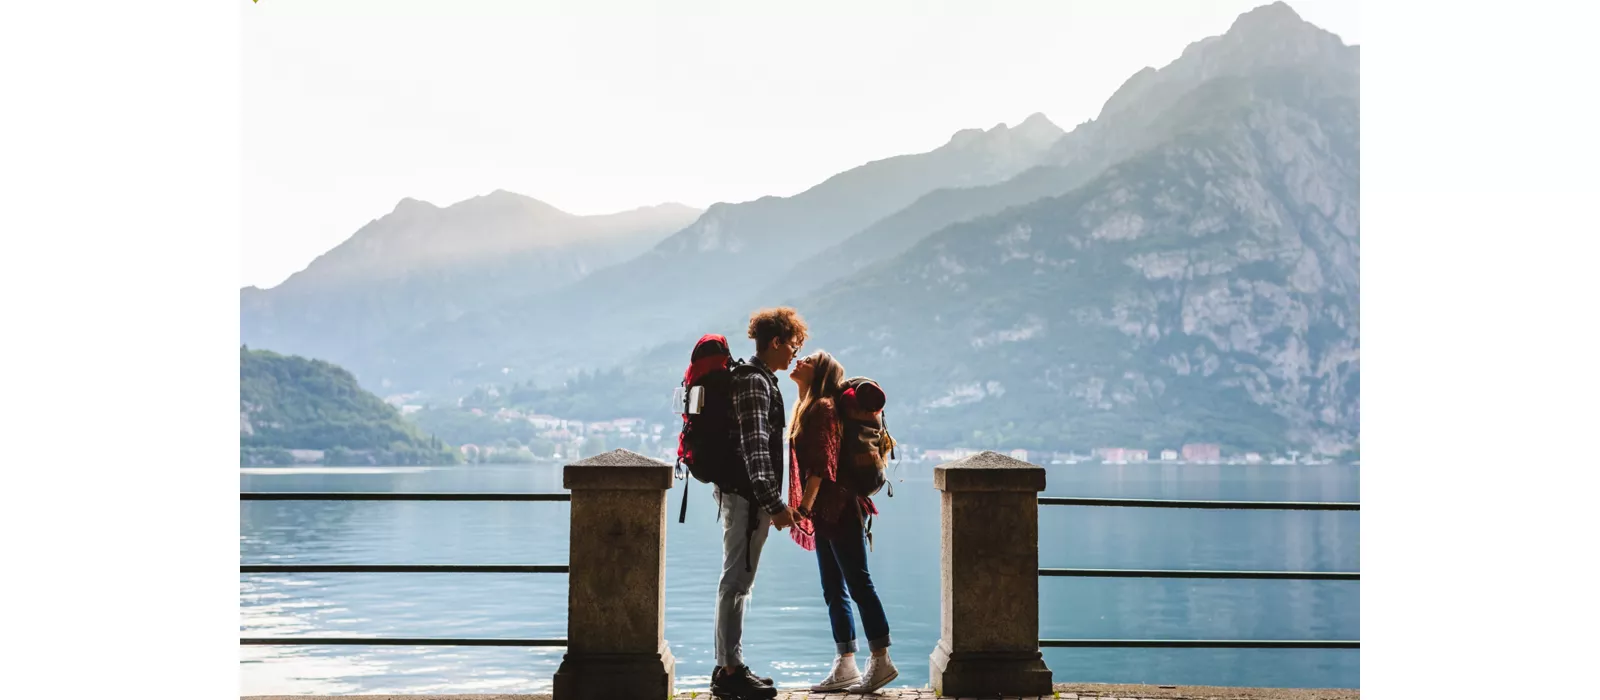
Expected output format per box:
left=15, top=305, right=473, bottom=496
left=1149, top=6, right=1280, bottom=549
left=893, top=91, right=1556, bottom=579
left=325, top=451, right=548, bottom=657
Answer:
left=732, top=357, right=787, bottom=515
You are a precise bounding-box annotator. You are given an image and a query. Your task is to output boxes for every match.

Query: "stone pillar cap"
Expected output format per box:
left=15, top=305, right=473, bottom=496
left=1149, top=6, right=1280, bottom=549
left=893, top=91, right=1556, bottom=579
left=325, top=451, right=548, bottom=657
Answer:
left=934, top=450, right=1046, bottom=492
left=563, top=449, right=675, bottom=490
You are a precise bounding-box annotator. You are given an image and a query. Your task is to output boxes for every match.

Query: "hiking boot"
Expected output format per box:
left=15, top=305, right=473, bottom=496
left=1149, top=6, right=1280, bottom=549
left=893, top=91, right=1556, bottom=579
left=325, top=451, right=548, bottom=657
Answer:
left=743, top=665, right=774, bottom=687
left=846, top=653, right=899, bottom=694
left=810, top=654, right=862, bottom=692
left=711, top=664, right=776, bottom=699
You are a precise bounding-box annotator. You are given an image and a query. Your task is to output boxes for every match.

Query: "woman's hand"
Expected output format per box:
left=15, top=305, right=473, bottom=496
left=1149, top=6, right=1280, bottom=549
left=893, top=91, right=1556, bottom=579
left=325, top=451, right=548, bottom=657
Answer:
left=771, top=506, right=797, bottom=530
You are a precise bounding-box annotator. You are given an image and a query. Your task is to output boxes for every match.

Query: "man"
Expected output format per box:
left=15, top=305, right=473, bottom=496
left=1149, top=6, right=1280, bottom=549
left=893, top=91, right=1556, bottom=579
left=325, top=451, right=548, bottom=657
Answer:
left=710, top=306, right=806, bottom=700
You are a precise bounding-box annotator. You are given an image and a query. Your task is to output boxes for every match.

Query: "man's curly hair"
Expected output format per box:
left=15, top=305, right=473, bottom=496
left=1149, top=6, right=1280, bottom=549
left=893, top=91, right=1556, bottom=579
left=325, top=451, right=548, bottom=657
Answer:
left=747, top=306, right=808, bottom=353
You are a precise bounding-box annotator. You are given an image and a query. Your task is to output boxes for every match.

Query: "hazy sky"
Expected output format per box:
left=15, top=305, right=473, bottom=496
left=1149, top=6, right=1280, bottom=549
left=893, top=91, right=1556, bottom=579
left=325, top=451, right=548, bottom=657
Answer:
left=242, top=0, right=1359, bottom=289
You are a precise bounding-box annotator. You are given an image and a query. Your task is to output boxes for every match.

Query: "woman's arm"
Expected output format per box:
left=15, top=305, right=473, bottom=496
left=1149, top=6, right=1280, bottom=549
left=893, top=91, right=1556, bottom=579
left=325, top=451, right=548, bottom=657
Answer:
left=801, top=474, right=823, bottom=512
left=797, top=399, right=841, bottom=515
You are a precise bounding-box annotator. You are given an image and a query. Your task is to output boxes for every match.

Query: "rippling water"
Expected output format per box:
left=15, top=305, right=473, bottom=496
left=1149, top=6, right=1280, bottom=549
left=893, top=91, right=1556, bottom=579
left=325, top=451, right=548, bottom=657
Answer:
left=240, top=461, right=1358, bottom=694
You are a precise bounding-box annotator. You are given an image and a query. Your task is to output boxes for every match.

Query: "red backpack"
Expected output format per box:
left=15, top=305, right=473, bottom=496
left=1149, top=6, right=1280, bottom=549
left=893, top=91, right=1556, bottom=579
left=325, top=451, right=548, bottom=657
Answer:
left=674, top=334, right=757, bottom=521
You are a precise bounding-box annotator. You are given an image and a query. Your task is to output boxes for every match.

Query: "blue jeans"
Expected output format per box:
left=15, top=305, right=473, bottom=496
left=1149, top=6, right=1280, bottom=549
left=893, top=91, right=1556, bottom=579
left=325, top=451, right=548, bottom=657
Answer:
left=815, top=515, right=891, bottom=654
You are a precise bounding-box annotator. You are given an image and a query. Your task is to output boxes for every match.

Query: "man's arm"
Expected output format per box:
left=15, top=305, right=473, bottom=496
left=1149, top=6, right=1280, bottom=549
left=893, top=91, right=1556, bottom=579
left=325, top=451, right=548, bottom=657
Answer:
left=732, top=372, right=788, bottom=515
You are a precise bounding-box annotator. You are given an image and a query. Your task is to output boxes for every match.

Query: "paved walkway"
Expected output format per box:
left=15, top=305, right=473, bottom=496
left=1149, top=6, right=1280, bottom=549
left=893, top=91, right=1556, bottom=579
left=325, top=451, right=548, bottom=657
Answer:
left=247, top=683, right=1358, bottom=700
left=673, top=685, right=1358, bottom=700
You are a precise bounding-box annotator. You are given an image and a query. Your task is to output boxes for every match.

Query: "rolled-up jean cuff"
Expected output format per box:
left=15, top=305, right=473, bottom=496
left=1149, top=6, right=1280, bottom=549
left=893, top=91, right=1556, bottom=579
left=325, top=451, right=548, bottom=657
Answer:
left=869, top=635, right=891, bottom=652
left=836, top=640, right=857, bottom=654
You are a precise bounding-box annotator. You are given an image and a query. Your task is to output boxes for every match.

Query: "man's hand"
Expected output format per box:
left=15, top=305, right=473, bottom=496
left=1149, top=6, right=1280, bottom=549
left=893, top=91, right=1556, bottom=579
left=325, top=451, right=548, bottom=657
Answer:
left=770, top=507, right=796, bottom=531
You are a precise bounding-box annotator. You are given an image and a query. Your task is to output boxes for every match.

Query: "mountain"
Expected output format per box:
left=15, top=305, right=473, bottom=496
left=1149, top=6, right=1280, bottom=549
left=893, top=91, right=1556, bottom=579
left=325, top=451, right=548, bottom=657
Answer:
left=365, top=115, right=1066, bottom=390
left=239, top=190, right=700, bottom=376
left=481, top=2, right=1360, bottom=456
left=796, top=25, right=1359, bottom=454
left=756, top=1, right=1355, bottom=307
left=240, top=346, right=457, bottom=465
left=239, top=2, right=1360, bottom=456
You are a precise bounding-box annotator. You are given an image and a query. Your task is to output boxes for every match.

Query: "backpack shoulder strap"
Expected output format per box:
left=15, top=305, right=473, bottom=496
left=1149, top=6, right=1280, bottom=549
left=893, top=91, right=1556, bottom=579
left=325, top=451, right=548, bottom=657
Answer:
left=729, top=361, right=770, bottom=389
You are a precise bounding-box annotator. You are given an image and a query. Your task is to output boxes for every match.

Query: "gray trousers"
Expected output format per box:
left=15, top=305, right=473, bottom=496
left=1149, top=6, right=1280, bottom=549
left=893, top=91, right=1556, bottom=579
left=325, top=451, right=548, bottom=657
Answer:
left=714, top=487, right=773, bottom=668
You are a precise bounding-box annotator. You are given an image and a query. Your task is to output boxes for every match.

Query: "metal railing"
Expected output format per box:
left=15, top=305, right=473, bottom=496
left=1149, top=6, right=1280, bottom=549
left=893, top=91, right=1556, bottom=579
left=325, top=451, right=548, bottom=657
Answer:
left=1038, top=496, right=1359, bottom=510
left=239, top=491, right=571, bottom=648
left=1038, top=496, right=1360, bottom=651
left=241, top=492, right=570, bottom=501
left=1040, top=567, right=1357, bottom=581
left=241, top=491, right=1360, bottom=650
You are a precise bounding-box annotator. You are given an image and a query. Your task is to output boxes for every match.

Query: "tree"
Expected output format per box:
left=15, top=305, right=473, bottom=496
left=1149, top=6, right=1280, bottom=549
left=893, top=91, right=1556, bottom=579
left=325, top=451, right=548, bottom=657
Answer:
left=530, top=438, right=556, bottom=458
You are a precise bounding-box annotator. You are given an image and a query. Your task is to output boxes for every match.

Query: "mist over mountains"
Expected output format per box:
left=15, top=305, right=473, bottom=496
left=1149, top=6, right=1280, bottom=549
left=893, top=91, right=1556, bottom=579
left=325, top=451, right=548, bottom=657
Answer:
left=241, top=2, right=1359, bottom=456
left=241, top=192, right=700, bottom=369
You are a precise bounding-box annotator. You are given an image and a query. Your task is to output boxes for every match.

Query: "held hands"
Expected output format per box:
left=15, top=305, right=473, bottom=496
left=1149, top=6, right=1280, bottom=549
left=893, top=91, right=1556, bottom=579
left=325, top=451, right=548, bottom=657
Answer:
left=770, top=506, right=798, bottom=531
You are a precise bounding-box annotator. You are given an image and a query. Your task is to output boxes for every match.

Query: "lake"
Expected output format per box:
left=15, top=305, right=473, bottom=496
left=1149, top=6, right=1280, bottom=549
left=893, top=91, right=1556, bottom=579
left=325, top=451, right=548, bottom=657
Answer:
left=240, top=461, right=1359, bottom=694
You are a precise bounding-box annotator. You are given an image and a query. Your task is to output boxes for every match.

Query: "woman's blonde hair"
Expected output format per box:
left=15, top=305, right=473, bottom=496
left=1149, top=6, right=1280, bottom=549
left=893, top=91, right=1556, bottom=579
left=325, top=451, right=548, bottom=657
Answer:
left=789, top=350, right=845, bottom=442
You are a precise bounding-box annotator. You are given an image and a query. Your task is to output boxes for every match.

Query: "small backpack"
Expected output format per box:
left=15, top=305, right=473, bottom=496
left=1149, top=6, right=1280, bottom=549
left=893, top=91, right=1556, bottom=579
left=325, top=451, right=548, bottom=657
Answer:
left=674, top=334, right=757, bottom=520
left=836, top=376, right=897, bottom=498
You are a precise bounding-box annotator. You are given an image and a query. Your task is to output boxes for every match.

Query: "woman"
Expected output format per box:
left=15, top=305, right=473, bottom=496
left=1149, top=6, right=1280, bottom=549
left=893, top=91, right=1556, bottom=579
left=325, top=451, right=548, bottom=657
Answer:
left=786, top=350, right=898, bottom=694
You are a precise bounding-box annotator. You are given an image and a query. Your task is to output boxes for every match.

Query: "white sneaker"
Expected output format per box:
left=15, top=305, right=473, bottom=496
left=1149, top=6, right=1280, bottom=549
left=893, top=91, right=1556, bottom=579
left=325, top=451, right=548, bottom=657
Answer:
left=846, top=654, right=898, bottom=694
left=810, top=655, right=862, bottom=692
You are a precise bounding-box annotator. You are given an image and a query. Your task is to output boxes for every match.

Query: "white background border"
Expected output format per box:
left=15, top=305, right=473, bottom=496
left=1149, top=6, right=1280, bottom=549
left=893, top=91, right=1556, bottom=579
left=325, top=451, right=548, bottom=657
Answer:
left=4, top=0, right=1599, bottom=697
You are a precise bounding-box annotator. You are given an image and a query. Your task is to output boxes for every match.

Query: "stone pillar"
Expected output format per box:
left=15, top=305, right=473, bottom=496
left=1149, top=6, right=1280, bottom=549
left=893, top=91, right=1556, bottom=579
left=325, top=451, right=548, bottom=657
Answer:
left=929, top=451, right=1053, bottom=697
left=553, top=449, right=676, bottom=700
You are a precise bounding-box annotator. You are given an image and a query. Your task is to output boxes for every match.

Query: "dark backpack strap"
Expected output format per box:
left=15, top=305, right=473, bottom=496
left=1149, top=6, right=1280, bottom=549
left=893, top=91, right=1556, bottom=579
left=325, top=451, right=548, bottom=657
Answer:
left=678, top=477, right=689, bottom=524
left=883, top=410, right=896, bottom=497
left=729, top=361, right=759, bottom=380
left=884, top=411, right=895, bottom=460
left=675, top=458, right=688, bottom=524
left=744, top=499, right=758, bottom=572
left=862, top=501, right=874, bottom=553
